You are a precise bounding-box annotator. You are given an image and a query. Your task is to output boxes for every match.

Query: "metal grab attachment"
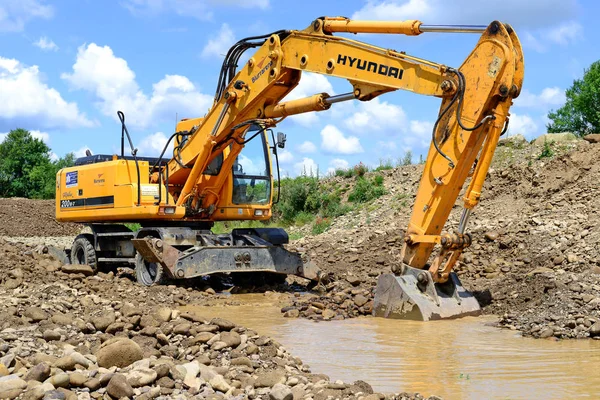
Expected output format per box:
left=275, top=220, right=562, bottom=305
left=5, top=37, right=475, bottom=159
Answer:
left=373, top=266, right=481, bottom=321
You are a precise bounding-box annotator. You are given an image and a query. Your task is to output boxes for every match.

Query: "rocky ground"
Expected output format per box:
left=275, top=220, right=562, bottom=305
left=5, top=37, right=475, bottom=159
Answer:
left=0, top=240, right=439, bottom=400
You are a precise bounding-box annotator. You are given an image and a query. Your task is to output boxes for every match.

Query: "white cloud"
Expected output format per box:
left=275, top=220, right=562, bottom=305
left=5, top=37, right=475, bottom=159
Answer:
left=294, top=157, right=319, bottom=177
left=352, top=0, right=579, bottom=29
left=297, top=141, right=317, bottom=154
left=62, top=43, right=213, bottom=129
left=277, top=149, right=294, bottom=164
left=0, top=0, right=54, bottom=32
left=524, top=21, right=583, bottom=52
left=320, top=124, right=364, bottom=155
left=122, top=0, right=268, bottom=20
left=49, top=152, right=58, bottom=161
left=0, top=56, right=94, bottom=131
left=283, top=73, right=335, bottom=127
left=74, top=146, right=92, bottom=158
left=507, top=113, right=539, bottom=138
left=0, top=133, right=7, bottom=142
left=137, top=132, right=168, bottom=156
left=201, top=23, right=235, bottom=59
left=30, top=130, right=50, bottom=143
left=514, top=87, right=566, bottom=109
left=345, top=98, right=406, bottom=133
left=327, top=158, right=349, bottom=175
left=34, top=36, right=58, bottom=52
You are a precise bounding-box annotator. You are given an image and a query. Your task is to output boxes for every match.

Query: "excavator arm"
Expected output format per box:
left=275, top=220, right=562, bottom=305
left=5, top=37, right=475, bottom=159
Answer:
left=165, top=17, right=523, bottom=281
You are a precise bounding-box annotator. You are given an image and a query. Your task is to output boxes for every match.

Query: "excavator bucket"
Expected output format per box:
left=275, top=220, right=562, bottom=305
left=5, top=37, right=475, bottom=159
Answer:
left=373, top=266, right=480, bottom=321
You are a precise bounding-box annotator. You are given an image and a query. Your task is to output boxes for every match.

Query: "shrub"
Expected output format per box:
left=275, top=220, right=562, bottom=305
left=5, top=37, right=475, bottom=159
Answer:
left=312, top=217, right=331, bottom=234
left=353, top=162, right=368, bottom=177
left=348, top=175, right=386, bottom=203
left=538, top=139, right=555, bottom=159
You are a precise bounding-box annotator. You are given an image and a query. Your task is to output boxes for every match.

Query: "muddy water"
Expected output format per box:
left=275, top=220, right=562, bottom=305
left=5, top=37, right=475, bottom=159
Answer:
left=182, top=294, right=600, bottom=399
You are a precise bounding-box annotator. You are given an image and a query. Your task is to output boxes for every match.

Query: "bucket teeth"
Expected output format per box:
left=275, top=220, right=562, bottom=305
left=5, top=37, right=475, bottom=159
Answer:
left=373, top=266, right=481, bottom=321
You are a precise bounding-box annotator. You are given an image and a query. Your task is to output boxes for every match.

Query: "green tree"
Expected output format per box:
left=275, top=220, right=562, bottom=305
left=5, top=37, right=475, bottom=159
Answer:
left=547, top=60, right=600, bottom=136
left=401, top=150, right=413, bottom=166
left=0, top=129, right=74, bottom=199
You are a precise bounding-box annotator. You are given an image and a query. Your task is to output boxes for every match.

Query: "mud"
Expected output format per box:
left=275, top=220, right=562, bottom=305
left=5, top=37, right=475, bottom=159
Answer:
left=183, top=295, right=600, bottom=400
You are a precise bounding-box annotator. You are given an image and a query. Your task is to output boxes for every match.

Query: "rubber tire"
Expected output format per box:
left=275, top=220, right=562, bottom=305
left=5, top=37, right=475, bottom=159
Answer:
left=135, top=253, right=165, bottom=286
left=70, top=235, right=97, bottom=273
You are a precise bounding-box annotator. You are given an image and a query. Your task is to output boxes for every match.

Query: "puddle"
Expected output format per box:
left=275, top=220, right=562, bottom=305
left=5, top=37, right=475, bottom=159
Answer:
left=181, top=294, right=600, bottom=399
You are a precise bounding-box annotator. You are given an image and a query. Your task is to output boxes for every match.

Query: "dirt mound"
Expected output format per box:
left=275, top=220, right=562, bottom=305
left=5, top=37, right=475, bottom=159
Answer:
left=0, top=198, right=82, bottom=237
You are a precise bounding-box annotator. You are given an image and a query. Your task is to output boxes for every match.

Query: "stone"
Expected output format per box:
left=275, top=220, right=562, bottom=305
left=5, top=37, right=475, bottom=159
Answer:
left=195, top=324, right=219, bottom=333
left=209, top=375, right=231, bottom=392
left=96, top=338, right=143, bottom=368
left=181, top=361, right=201, bottom=389
left=90, top=311, right=116, bottom=332
left=353, top=295, right=368, bottom=307
left=211, top=318, right=236, bottom=331
left=539, top=327, right=554, bottom=339
left=153, top=364, right=170, bottom=379
left=51, top=314, right=73, bottom=326
left=255, top=371, right=285, bottom=388
left=583, top=133, right=600, bottom=144
left=0, top=364, right=8, bottom=377
left=283, top=309, right=299, bottom=318
left=0, top=375, right=27, bottom=399
left=28, top=381, right=55, bottom=400
left=484, top=231, right=499, bottom=241
left=270, top=383, right=293, bottom=400
left=192, top=332, right=214, bottom=344
left=553, top=255, right=565, bottom=265
left=47, top=373, right=69, bottom=388
left=42, top=390, right=66, bottom=400
left=24, top=362, right=51, bottom=382
left=69, top=373, right=87, bottom=387
left=43, top=330, right=62, bottom=342
left=345, top=275, right=362, bottom=286
left=219, top=331, right=241, bottom=348
left=172, top=323, right=192, bottom=335
left=139, top=315, right=161, bottom=329
left=153, top=307, right=172, bottom=323
left=527, top=267, right=554, bottom=276
left=157, top=376, right=175, bottom=389
left=322, top=309, right=335, bottom=320
left=24, top=307, right=49, bottom=323
left=121, top=303, right=141, bottom=318
left=567, top=254, right=579, bottom=263
left=127, top=368, right=157, bottom=387
left=106, top=374, right=134, bottom=399
left=84, top=378, right=101, bottom=391
left=590, top=322, right=600, bottom=337
left=61, top=264, right=94, bottom=276
left=230, top=357, right=252, bottom=368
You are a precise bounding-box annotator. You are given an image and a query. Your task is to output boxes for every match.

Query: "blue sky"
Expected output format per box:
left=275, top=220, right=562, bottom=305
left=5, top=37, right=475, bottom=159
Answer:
left=0, top=0, right=598, bottom=176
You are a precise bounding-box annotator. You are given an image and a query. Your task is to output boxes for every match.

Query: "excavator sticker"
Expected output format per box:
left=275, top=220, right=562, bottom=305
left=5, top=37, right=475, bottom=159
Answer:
left=251, top=59, right=273, bottom=83
left=336, top=54, right=404, bottom=80
left=65, top=171, right=78, bottom=188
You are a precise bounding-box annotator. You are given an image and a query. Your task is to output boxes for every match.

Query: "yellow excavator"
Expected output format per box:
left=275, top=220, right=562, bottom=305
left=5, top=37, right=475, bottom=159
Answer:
left=55, top=17, right=524, bottom=321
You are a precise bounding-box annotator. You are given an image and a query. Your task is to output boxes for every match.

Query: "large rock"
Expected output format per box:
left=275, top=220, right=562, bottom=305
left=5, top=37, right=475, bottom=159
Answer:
left=209, top=374, right=231, bottom=392
left=219, top=331, right=241, bottom=348
left=255, top=370, right=286, bottom=388
left=0, top=375, right=27, bottom=399
left=583, top=133, right=600, bottom=144
left=127, top=368, right=157, bottom=387
left=211, top=318, right=235, bottom=331
left=61, top=264, right=94, bottom=276
left=270, top=383, right=293, bottom=400
left=96, top=338, right=143, bottom=368
left=24, top=362, right=51, bottom=382
left=90, top=311, right=116, bottom=332
left=590, top=322, right=600, bottom=337
left=24, top=307, right=49, bottom=323
left=106, top=374, right=134, bottom=399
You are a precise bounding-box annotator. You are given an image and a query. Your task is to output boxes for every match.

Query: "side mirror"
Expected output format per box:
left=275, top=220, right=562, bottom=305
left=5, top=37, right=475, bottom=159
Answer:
left=277, top=132, right=287, bottom=149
